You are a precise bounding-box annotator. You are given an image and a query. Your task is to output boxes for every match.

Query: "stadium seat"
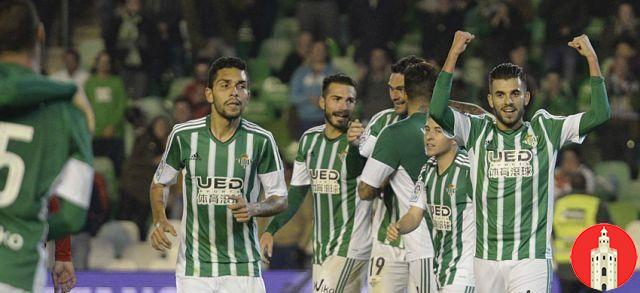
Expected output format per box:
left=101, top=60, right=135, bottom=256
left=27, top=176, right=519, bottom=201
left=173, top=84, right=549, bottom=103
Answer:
left=594, top=161, right=631, bottom=191
left=261, top=77, right=290, bottom=111
left=248, top=58, right=271, bottom=91
left=88, top=239, right=116, bottom=269
left=619, top=180, right=640, bottom=206
left=243, top=98, right=275, bottom=125
left=96, top=220, right=140, bottom=258
left=625, top=220, right=640, bottom=269
left=135, top=96, right=168, bottom=120
left=123, top=242, right=160, bottom=269
left=259, top=38, right=292, bottom=72
left=166, top=77, right=193, bottom=100
left=332, top=57, right=359, bottom=81
left=93, top=156, right=118, bottom=214
left=77, top=38, right=105, bottom=70
left=103, top=259, right=139, bottom=271
left=272, top=17, right=300, bottom=40
left=607, top=201, right=638, bottom=229
left=148, top=257, right=177, bottom=271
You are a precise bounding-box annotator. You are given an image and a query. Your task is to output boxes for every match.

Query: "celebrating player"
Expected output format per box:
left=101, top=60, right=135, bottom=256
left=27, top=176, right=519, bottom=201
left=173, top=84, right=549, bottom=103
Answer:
left=430, top=31, right=611, bottom=292
left=358, top=62, right=438, bottom=293
left=149, top=57, right=288, bottom=292
left=0, top=1, right=94, bottom=291
left=261, top=74, right=372, bottom=293
left=387, top=118, right=475, bottom=293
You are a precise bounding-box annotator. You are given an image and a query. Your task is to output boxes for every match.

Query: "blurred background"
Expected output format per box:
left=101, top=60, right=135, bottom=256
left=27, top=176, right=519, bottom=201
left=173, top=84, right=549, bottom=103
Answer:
left=34, top=0, right=640, bottom=291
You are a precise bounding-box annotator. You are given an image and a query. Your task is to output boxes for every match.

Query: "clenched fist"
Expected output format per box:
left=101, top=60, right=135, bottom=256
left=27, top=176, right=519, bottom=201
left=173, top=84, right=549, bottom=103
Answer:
left=568, top=34, right=597, bottom=60
left=347, top=119, right=365, bottom=147
left=449, top=31, right=475, bottom=57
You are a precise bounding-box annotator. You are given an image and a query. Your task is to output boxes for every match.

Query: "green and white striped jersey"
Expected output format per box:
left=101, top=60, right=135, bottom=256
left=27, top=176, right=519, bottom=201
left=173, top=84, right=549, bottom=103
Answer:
left=154, top=116, right=287, bottom=277
left=446, top=109, right=585, bottom=260
left=411, top=152, right=475, bottom=288
left=361, top=112, right=434, bottom=261
left=292, top=125, right=372, bottom=264
left=360, top=108, right=403, bottom=158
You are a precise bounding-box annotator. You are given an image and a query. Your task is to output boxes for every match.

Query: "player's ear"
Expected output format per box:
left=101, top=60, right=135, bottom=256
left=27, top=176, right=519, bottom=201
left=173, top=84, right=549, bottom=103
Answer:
left=205, top=87, right=214, bottom=103
left=487, top=93, right=494, bottom=110
left=524, top=91, right=531, bottom=107
left=319, top=95, right=325, bottom=110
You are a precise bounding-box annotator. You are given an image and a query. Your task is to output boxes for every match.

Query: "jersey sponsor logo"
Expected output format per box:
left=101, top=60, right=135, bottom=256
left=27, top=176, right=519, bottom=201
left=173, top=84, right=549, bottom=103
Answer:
left=313, top=279, right=336, bottom=293
left=196, top=176, right=244, bottom=205
left=237, top=153, right=253, bottom=169
left=310, top=169, right=340, bottom=195
left=428, top=204, right=452, bottom=231
left=0, top=225, right=24, bottom=251
left=487, top=150, right=533, bottom=178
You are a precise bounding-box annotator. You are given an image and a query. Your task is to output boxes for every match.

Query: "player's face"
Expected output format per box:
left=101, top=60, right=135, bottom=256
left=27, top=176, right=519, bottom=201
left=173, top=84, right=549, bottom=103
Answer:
left=488, top=78, right=530, bottom=130
left=424, top=118, right=455, bottom=157
left=388, top=73, right=408, bottom=116
left=205, top=67, right=250, bottom=120
left=320, top=83, right=356, bottom=131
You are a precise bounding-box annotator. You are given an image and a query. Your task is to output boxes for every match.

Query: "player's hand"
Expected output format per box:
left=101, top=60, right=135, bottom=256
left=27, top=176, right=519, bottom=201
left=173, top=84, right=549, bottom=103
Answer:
left=568, top=34, right=597, bottom=60
left=259, top=232, right=274, bottom=264
left=150, top=219, right=177, bottom=252
left=449, top=31, right=475, bottom=57
left=387, top=222, right=400, bottom=241
left=52, top=261, right=76, bottom=293
left=228, top=195, right=254, bottom=223
left=347, top=119, right=365, bottom=147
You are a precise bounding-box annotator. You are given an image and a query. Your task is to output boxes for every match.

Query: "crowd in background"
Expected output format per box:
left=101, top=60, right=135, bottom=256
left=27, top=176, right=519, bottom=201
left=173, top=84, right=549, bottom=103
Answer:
left=35, top=0, right=640, bottom=270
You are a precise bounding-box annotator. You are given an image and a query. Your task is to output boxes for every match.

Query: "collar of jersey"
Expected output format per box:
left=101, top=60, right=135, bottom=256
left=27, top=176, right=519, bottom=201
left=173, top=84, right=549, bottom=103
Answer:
left=205, top=114, right=242, bottom=145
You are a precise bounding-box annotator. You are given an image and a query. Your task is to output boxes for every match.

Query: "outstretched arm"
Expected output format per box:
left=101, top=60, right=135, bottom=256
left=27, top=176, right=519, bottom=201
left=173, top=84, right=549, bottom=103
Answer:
left=431, top=31, right=476, bottom=133
left=264, top=185, right=310, bottom=234
left=386, top=207, right=426, bottom=241
left=567, top=35, right=611, bottom=135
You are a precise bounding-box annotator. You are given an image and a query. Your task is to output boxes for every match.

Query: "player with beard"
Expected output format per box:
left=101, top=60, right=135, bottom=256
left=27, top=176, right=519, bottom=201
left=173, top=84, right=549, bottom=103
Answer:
left=357, top=62, right=439, bottom=293
left=261, top=74, right=372, bottom=293
left=150, top=57, right=288, bottom=292
left=430, top=31, right=610, bottom=293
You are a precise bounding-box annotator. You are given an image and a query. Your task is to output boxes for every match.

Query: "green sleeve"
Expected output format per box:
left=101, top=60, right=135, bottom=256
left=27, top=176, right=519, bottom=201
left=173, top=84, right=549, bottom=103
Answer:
left=345, top=145, right=366, bottom=180
left=430, top=72, right=456, bottom=133
left=265, top=185, right=310, bottom=234
left=47, top=198, right=88, bottom=240
left=578, top=77, right=611, bottom=136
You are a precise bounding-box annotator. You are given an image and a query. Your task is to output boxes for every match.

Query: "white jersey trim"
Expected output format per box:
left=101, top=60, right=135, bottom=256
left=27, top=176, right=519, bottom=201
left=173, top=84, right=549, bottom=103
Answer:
left=258, top=170, right=288, bottom=198
left=360, top=158, right=395, bottom=189
left=51, top=158, right=94, bottom=209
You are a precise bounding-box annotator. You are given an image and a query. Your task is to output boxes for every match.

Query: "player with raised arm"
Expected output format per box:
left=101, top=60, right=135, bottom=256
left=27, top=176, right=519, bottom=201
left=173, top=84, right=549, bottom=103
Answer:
left=430, top=31, right=610, bottom=292
left=0, top=1, right=94, bottom=291
left=149, top=57, right=288, bottom=292
left=357, top=62, right=438, bottom=293
left=260, top=74, right=371, bottom=293
left=387, top=117, right=475, bottom=293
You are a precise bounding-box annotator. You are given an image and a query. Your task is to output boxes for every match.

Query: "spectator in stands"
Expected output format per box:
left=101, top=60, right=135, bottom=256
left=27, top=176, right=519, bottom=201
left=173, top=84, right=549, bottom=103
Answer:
left=602, top=2, right=640, bottom=56
left=527, top=71, right=576, bottom=120
left=50, top=48, right=89, bottom=88
left=290, top=40, right=336, bottom=137
left=144, top=0, right=185, bottom=80
left=606, top=54, right=640, bottom=120
left=278, top=31, right=313, bottom=83
left=555, top=147, right=596, bottom=198
left=120, top=116, right=170, bottom=240
left=357, top=48, right=393, bottom=120
left=86, top=51, right=128, bottom=177
left=348, top=0, right=404, bottom=64
left=103, top=0, right=151, bottom=99
left=418, top=0, right=467, bottom=62
left=172, top=97, right=193, bottom=125
left=508, top=44, right=540, bottom=95
left=182, top=58, right=211, bottom=118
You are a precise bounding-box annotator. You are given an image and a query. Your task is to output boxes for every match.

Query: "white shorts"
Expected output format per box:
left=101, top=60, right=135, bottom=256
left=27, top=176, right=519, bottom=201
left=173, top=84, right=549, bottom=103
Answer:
left=474, top=258, right=552, bottom=293
left=176, top=275, right=266, bottom=293
left=408, top=257, right=438, bottom=293
left=439, top=283, right=476, bottom=293
left=312, top=255, right=368, bottom=293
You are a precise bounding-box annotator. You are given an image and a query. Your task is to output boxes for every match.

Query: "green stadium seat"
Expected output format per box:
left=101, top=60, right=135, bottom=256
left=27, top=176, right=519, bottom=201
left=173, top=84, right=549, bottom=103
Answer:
left=258, top=38, right=292, bottom=72
left=77, top=38, right=105, bottom=70
left=607, top=201, right=638, bottom=229
left=333, top=57, right=359, bottom=81
left=135, top=96, right=168, bottom=120
left=243, top=98, right=275, bottom=125
left=248, top=58, right=271, bottom=91
left=261, top=77, right=290, bottom=111
left=166, top=77, right=193, bottom=100
left=619, top=180, right=640, bottom=205
left=594, top=161, right=631, bottom=191
left=272, top=17, right=300, bottom=40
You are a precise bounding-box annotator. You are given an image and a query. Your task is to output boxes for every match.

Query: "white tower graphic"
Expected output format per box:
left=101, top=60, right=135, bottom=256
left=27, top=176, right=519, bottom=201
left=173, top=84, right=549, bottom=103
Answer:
left=591, top=227, right=618, bottom=291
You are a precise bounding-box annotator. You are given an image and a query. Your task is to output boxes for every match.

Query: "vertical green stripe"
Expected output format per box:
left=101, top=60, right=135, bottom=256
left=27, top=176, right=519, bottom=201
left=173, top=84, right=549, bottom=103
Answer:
left=215, top=205, right=230, bottom=275
left=184, top=134, right=195, bottom=276
left=196, top=138, right=212, bottom=277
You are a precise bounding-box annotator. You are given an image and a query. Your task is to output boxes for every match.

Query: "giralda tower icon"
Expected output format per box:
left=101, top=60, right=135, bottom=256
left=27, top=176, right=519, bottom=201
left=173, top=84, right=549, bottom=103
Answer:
left=591, top=227, right=617, bottom=291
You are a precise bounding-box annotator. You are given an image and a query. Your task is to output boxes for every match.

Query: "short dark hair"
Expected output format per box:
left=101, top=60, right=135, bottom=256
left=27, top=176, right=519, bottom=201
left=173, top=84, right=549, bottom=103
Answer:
left=403, top=62, right=437, bottom=101
left=0, top=0, right=39, bottom=53
left=322, top=73, right=357, bottom=97
left=569, top=172, right=587, bottom=193
left=489, top=63, right=527, bottom=91
left=65, top=48, right=80, bottom=62
left=391, top=55, right=425, bottom=74
left=207, top=57, right=247, bottom=88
